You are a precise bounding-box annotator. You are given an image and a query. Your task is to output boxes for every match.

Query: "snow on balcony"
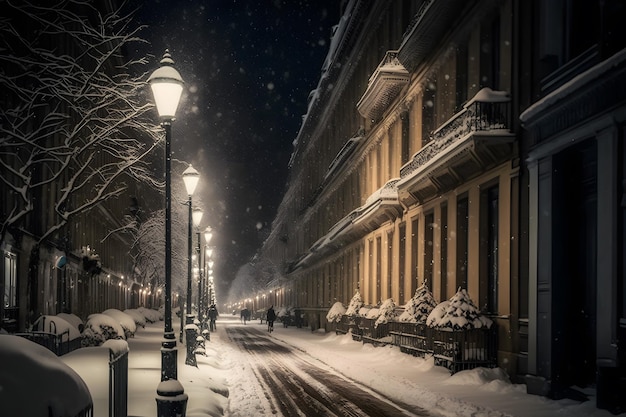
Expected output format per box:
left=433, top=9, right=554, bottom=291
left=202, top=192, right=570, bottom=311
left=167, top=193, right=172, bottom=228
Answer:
left=397, top=88, right=514, bottom=204
left=357, top=51, right=409, bottom=121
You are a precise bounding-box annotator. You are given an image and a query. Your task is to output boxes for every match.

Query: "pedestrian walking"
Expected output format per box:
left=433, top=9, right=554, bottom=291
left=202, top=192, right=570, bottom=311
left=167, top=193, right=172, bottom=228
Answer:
left=208, top=304, right=218, bottom=332
left=240, top=308, right=250, bottom=324
left=266, top=305, right=276, bottom=333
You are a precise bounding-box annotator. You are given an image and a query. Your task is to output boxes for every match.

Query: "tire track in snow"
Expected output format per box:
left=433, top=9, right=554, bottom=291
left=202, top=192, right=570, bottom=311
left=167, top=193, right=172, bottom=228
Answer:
left=227, top=325, right=431, bottom=417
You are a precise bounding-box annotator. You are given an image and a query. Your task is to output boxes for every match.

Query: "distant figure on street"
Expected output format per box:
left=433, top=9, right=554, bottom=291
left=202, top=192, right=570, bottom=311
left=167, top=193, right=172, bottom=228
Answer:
left=266, top=305, right=276, bottom=333
left=208, top=304, right=218, bottom=332
left=240, top=308, right=250, bottom=324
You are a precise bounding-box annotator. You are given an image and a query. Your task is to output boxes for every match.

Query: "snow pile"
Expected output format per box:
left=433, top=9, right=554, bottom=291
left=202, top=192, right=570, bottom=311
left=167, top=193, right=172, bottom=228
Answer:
left=345, top=289, right=364, bottom=316
left=443, top=366, right=511, bottom=386
left=56, top=313, right=84, bottom=332
left=374, top=298, right=397, bottom=328
left=326, top=301, right=346, bottom=323
left=101, top=339, right=129, bottom=359
left=0, top=335, right=92, bottom=417
left=427, top=288, right=493, bottom=330
left=399, top=281, right=438, bottom=323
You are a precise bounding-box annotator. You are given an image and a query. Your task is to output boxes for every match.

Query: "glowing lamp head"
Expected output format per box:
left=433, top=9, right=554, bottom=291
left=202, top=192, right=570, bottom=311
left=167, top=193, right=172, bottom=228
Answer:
left=182, top=164, right=200, bottom=196
left=148, top=50, right=184, bottom=120
left=192, top=207, right=204, bottom=227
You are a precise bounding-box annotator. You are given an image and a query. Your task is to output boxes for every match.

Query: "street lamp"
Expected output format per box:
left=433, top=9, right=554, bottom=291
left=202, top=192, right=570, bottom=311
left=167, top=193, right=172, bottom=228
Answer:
left=149, top=49, right=187, bottom=415
left=182, top=164, right=200, bottom=367
left=192, top=208, right=203, bottom=328
left=204, top=227, right=213, bottom=307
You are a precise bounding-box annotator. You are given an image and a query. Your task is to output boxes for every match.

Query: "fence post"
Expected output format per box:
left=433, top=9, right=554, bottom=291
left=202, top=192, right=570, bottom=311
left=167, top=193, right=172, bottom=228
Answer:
left=108, top=343, right=129, bottom=417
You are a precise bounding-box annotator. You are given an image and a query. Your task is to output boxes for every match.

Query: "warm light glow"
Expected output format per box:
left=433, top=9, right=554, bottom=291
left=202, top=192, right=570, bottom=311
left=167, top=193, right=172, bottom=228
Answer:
left=192, top=207, right=203, bottom=226
left=204, top=226, right=213, bottom=244
left=206, top=247, right=213, bottom=258
left=148, top=51, right=184, bottom=120
left=208, top=260, right=214, bottom=269
left=182, top=164, right=200, bottom=196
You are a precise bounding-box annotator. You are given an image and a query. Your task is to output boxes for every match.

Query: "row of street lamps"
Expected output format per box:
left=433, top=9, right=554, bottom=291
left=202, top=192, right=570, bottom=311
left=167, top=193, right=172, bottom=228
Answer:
left=148, top=50, right=216, bottom=416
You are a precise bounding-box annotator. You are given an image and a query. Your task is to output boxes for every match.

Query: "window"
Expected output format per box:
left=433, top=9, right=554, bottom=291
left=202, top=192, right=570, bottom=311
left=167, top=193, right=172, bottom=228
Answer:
left=456, top=196, right=469, bottom=289
left=401, top=111, right=410, bottom=165
left=3, top=252, right=17, bottom=308
left=424, top=212, right=434, bottom=288
left=387, top=231, right=393, bottom=299
left=480, top=17, right=500, bottom=90
left=480, top=185, right=499, bottom=313
left=440, top=204, right=448, bottom=300
left=539, top=0, right=602, bottom=89
left=422, top=80, right=436, bottom=146
left=411, top=217, right=419, bottom=283
left=399, top=223, right=406, bottom=303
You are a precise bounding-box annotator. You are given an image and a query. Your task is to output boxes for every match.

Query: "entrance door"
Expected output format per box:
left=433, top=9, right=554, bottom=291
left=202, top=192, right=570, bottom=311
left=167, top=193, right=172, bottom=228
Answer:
left=552, top=139, right=597, bottom=392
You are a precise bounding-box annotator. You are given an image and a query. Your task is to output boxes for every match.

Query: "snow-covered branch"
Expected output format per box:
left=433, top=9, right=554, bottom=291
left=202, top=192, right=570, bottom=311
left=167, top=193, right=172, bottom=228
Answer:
left=0, top=0, right=161, bottom=244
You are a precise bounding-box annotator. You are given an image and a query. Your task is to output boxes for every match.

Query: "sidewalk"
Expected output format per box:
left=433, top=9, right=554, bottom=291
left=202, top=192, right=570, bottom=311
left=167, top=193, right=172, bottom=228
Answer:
left=63, top=316, right=624, bottom=417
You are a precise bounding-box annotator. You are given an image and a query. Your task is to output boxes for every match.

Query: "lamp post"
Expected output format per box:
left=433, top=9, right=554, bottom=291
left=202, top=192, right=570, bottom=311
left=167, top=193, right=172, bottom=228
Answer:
left=192, top=208, right=203, bottom=328
left=182, top=164, right=200, bottom=367
left=148, top=50, right=188, bottom=415
left=204, top=227, right=213, bottom=308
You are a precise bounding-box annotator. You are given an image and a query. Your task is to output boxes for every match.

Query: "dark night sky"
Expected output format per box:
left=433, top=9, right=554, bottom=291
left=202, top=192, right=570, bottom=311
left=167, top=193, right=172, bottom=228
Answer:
left=128, top=1, right=340, bottom=296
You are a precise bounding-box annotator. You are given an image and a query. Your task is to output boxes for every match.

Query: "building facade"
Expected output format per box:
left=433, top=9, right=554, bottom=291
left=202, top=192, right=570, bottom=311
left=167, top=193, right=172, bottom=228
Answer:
left=251, top=0, right=625, bottom=411
left=0, top=1, right=164, bottom=332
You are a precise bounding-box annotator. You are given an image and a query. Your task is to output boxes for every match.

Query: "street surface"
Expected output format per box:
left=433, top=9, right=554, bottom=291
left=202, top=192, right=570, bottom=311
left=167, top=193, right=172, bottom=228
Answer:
left=224, top=318, right=431, bottom=417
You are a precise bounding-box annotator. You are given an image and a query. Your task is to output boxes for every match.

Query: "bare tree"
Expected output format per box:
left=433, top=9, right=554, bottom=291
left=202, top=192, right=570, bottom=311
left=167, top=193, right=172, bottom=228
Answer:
left=0, top=0, right=161, bottom=245
left=128, top=162, right=202, bottom=295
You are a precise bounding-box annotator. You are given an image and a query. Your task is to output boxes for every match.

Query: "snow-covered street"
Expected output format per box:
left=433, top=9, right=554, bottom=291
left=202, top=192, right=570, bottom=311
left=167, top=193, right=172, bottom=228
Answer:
left=59, top=315, right=625, bottom=417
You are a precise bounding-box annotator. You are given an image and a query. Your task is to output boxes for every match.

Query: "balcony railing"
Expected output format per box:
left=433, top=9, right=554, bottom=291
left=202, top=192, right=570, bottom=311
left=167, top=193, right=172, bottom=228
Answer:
left=400, top=88, right=511, bottom=179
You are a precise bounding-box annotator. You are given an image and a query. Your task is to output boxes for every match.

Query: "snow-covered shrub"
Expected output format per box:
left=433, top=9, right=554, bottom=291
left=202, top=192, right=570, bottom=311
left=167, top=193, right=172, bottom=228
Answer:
left=82, top=313, right=125, bottom=347
left=137, top=306, right=161, bottom=323
left=398, top=282, right=438, bottom=323
left=365, top=307, right=379, bottom=319
left=124, top=309, right=147, bottom=328
left=359, top=306, right=371, bottom=317
left=103, top=309, right=137, bottom=338
left=326, top=302, right=346, bottom=323
left=345, top=289, right=364, bottom=316
left=427, top=288, right=493, bottom=330
left=277, top=306, right=293, bottom=318
left=426, top=301, right=450, bottom=327
left=374, top=298, right=397, bottom=328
